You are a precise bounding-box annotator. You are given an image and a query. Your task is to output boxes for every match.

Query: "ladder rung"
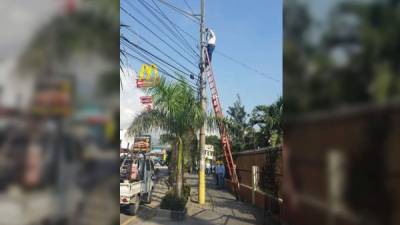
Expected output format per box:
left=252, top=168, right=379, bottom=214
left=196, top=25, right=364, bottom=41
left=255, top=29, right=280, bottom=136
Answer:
left=207, top=66, right=240, bottom=195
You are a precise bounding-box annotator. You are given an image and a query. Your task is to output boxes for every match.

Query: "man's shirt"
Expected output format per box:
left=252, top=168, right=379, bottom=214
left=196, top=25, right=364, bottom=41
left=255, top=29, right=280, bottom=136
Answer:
left=207, top=29, right=216, bottom=45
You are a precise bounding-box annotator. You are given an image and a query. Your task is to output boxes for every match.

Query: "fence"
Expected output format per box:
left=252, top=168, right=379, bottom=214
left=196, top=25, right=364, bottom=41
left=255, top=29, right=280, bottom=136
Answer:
left=222, top=146, right=283, bottom=219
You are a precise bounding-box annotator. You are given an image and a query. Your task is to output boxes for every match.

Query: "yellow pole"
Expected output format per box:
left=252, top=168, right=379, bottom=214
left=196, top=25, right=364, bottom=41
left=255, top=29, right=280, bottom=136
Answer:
left=199, top=168, right=205, bottom=203
left=198, top=0, right=206, bottom=205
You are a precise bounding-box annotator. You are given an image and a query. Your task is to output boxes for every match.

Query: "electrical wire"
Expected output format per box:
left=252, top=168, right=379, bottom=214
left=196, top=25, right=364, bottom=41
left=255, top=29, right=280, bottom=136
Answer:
left=121, top=7, right=199, bottom=70
left=154, top=0, right=199, bottom=24
left=131, top=6, right=276, bottom=83
left=139, top=0, right=199, bottom=57
left=122, top=26, right=198, bottom=79
left=183, top=0, right=194, bottom=15
left=121, top=37, right=198, bottom=85
left=121, top=38, right=193, bottom=81
left=214, top=50, right=280, bottom=82
left=124, top=1, right=198, bottom=62
left=124, top=50, right=198, bottom=91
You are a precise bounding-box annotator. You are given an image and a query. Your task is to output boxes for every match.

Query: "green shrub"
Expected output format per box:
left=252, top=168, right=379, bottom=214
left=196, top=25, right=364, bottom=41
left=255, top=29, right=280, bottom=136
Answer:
left=160, top=191, right=187, bottom=211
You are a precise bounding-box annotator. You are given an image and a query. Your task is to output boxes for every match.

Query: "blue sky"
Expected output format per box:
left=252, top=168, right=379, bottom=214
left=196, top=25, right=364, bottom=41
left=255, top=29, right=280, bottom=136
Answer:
left=121, top=0, right=282, bottom=122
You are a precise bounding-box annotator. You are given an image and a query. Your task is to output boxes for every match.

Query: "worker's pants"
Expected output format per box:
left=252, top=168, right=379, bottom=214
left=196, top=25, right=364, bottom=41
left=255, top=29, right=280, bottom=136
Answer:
left=207, top=44, right=215, bottom=63
left=218, top=174, right=224, bottom=189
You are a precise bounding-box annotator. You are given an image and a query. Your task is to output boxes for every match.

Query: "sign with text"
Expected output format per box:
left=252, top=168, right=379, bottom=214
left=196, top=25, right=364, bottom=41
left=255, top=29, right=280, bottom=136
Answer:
left=133, top=135, right=151, bottom=152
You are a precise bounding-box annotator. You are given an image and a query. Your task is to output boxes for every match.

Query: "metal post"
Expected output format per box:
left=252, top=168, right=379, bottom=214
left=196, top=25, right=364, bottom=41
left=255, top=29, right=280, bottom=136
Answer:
left=198, top=0, right=206, bottom=205
left=252, top=166, right=259, bottom=205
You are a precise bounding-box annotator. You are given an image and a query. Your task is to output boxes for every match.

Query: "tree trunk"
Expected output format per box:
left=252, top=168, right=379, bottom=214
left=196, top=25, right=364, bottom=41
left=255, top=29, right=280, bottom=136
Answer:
left=167, top=143, right=177, bottom=190
left=176, top=137, right=183, bottom=198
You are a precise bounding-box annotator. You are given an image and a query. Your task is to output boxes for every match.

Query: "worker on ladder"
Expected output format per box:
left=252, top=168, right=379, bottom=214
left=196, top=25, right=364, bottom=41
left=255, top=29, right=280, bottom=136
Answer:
left=206, top=28, right=216, bottom=65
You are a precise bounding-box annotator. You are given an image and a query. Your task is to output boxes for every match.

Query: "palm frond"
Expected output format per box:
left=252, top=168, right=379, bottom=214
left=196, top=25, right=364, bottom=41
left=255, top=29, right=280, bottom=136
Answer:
left=127, top=109, right=167, bottom=137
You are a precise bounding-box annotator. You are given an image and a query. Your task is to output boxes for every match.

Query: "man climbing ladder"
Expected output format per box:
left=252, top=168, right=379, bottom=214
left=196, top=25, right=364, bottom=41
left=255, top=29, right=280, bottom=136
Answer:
left=206, top=28, right=216, bottom=65
left=204, top=36, right=241, bottom=200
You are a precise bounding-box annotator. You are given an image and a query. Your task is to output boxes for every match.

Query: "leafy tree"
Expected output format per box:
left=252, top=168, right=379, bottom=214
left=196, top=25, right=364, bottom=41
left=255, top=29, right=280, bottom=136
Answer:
left=284, top=0, right=400, bottom=115
left=226, top=95, right=248, bottom=152
left=223, top=95, right=283, bottom=151
left=128, top=77, right=204, bottom=198
left=250, top=97, right=283, bottom=147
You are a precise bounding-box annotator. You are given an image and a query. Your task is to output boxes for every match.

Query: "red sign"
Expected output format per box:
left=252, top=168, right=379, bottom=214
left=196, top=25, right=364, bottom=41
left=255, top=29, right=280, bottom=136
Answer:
left=140, top=96, right=152, bottom=104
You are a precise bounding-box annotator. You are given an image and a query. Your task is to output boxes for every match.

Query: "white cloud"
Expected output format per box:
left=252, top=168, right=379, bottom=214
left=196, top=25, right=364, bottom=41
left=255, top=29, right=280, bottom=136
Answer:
left=120, top=67, right=145, bottom=129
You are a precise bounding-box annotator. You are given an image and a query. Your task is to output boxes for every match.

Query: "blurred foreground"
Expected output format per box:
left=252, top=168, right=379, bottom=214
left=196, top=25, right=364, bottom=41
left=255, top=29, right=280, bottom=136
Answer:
left=284, top=1, right=400, bottom=225
left=0, top=1, right=119, bottom=225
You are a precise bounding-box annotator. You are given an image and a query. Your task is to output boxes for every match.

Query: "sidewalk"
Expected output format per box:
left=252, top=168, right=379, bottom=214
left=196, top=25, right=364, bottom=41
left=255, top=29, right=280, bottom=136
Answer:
left=187, top=173, right=264, bottom=225
left=128, top=172, right=264, bottom=225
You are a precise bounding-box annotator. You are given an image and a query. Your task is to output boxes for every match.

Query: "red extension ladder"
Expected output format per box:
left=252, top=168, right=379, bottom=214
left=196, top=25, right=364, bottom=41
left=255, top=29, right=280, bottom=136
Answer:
left=205, top=50, right=240, bottom=197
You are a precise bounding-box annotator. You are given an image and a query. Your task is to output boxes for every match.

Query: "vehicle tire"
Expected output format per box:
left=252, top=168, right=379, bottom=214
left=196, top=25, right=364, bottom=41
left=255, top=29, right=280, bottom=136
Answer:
left=128, top=203, right=139, bottom=216
left=143, top=191, right=152, bottom=204
left=128, top=195, right=140, bottom=216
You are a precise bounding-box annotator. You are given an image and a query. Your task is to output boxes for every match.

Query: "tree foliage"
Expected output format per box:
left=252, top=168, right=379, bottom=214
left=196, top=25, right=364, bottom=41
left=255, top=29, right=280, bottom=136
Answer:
left=284, top=0, right=400, bottom=116
left=128, top=77, right=204, bottom=197
left=223, top=95, right=283, bottom=152
left=226, top=95, right=248, bottom=152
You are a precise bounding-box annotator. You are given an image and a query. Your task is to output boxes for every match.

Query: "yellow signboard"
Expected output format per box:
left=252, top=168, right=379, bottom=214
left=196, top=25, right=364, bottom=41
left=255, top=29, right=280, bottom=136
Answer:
left=139, top=64, right=159, bottom=80
left=137, top=64, right=160, bottom=88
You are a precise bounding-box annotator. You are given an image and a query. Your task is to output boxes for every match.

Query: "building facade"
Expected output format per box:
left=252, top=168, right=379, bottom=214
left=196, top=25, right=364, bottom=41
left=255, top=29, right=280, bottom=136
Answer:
left=205, top=144, right=215, bottom=163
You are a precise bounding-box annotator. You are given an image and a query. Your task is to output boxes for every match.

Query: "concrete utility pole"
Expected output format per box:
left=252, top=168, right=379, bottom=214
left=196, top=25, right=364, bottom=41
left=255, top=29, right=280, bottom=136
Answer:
left=198, top=0, right=206, bottom=205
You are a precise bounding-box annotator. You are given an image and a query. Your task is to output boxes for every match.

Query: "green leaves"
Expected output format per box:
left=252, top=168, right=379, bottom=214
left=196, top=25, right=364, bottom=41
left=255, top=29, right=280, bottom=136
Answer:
left=223, top=95, right=282, bottom=151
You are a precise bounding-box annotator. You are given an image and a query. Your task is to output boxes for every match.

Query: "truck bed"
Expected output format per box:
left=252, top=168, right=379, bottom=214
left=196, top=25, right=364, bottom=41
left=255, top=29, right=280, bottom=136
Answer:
left=120, top=181, right=142, bottom=204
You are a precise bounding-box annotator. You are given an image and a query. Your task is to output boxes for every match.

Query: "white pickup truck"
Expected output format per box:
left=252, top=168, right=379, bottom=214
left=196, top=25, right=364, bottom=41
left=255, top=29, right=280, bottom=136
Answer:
left=120, top=154, right=155, bottom=215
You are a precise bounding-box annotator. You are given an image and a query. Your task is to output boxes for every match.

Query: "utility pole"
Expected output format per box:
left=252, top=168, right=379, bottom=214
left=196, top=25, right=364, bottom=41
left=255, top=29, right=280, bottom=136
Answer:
left=198, top=0, right=206, bottom=205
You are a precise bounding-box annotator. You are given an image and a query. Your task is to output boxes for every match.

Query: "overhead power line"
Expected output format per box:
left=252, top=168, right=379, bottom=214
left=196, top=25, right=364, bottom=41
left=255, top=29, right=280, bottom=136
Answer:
left=214, top=50, right=281, bottom=82
left=141, top=0, right=199, bottom=56
left=124, top=1, right=197, bottom=62
left=183, top=0, right=194, bottom=15
left=121, top=37, right=198, bottom=82
left=124, top=50, right=198, bottom=91
left=121, top=6, right=198, bottom=68
left=154, top=0, right=199, bottom=23
left=122, top=26, right=198, bottom=79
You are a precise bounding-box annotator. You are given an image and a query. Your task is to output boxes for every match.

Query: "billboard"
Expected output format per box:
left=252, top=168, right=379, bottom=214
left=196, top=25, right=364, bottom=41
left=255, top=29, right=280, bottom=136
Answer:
left=31, top=78, right=73, bottom=117
left=133, top=135, right=151, bottom=152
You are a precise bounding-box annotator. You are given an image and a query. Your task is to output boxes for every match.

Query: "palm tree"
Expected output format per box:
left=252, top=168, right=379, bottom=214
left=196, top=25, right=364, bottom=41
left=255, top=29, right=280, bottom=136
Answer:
left=128, top=77, right=204, bottom=198
left=250, top=97, right=283, bottom=147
